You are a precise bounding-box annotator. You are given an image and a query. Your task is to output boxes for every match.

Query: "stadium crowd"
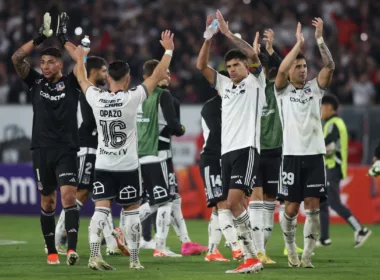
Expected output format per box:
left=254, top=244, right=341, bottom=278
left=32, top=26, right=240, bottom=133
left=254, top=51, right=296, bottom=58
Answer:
left=0, top=0, right=380, bottom=105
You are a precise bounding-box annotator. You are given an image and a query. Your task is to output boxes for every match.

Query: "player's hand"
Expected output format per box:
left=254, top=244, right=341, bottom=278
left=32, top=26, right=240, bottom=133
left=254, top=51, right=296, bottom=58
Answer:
left=252, top=32, right=260, bottom=55
left=264, top=29, right=274, bottom=55
left=216, top=10, right=230, bottom=36
left=296, top=22, right=305, bottom=47
left=40, top=12, right=53, bottom=38
left=74, top=45, right=90, bottom=62
left=312, top=17, right=323, bottom=39
left=57, top=12, right=69, bottom=46
left=160, top=30, right=174, bottom=51
left=368, top=160, right=380, bottom=177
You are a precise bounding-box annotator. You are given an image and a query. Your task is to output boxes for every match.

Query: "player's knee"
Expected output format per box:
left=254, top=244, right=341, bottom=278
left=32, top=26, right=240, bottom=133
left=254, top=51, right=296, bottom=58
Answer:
left=284, top=202, right=300, bottom=217
left=76, top=189, right=89, bottom=204
left=304, top=197, right=320, bottom=210
left=124, top=203, right=140, bottom=211
left=263, top=192, right=276, bottom=201
left=217, top=200, right=228, bottom=209
left=250, top=187, right=263, bottom=201
left=60, top=186, right=77, bottom=207
left=41, top=194, right=56, bottom=212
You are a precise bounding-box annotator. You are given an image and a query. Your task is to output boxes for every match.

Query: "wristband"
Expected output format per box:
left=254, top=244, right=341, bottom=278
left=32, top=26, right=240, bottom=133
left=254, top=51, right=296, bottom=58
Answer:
left=317, top=37, right=324, bottom=45
left=165, top=50, right=173, bottom=57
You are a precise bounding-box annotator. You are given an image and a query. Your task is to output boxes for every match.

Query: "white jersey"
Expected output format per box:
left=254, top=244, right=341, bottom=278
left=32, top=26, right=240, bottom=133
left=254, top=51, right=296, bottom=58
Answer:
left=275, top=78, right=326, bottom=155
left=85, top=85, right=147, bottom=171
left=214, top=71, right=266, bottom=155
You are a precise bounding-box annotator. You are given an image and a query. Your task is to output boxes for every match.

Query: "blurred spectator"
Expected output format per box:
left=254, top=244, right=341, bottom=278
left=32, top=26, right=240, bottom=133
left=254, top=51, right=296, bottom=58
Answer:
left=0, top=0, right=379, bottom=104
left=348, top=131, right=363, bottom=164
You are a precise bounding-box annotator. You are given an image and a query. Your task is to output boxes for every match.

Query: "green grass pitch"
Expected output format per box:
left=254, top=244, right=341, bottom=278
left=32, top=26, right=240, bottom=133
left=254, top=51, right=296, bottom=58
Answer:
left=0, top=215, right=379, bottom=279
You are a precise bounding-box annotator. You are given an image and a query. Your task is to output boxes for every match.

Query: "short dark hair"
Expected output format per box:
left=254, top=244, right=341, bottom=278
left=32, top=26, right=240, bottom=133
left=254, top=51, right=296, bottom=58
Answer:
left=296, top=53, right=306, bottom=61
left=322, top=94, right=339, bottom=111
left=86, top=56, right=107, bottom=78
left=143, top=59, right=159, bottom=77
left=224, top=49, right=248, bottom=63
left=40, top=47, right=62, bottom=59
left=108, top=60, right=130, bottom=81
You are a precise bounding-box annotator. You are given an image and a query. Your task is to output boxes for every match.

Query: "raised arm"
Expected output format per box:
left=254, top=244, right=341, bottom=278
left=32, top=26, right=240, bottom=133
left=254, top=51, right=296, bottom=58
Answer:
left=56, top=12, right=79, bottom=76
left=313, top=17, right=335, bottom=89
left=216, top=10, right=259, bottom=64
left=196, top=15, right=217, bottom=85
left=275, top=22, right=304, bottom=90
left=264, top=29, right=282, bottom=69
left=143, top=30, right=174, bottom=95
left=73, top=46, right=92, bottom=93
left=11, top=13, right=53, bottom=79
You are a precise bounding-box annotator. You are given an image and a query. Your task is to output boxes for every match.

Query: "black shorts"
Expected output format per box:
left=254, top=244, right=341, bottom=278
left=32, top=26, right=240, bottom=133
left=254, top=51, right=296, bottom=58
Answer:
left=166, top=157, right=180, bottom=199
left=199, top=157, right=227, bottom=208
left=141, top=161, right=171, bottom=206
left=253, top=151, right=281, bottom=197
left=77, top=153, right=96, bottom=191
left=277, top=154, right=327, bottom=203
left=92, top=169, right=142, bottom=206
left=32, top=148, right=78, bottom=196
left=221, top=147, right=260, bottom=197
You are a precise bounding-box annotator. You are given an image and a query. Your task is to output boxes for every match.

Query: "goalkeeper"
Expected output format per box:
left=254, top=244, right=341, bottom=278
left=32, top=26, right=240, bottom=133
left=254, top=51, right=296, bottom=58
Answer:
left=318, top=94, right=371, bottom=248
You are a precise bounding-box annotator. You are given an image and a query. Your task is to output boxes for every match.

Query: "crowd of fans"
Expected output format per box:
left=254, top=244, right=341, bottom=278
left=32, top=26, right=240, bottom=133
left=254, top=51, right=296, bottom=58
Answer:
left=0, top=0, right=379, bottom=105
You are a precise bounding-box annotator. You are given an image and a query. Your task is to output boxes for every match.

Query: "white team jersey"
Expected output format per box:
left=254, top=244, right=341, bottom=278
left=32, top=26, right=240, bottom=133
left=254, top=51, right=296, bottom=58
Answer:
left=214, top=71, right=266, bottom=155
left=275, top=78, right=326, bottom=155
left=85, top=85, right=147, bottom=171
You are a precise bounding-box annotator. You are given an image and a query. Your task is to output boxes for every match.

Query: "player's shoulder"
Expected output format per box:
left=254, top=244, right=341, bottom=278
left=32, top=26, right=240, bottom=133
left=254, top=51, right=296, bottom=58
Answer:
left=202, top=96, right=221, bottom=112
left=87, top=85, right=106, bottom=95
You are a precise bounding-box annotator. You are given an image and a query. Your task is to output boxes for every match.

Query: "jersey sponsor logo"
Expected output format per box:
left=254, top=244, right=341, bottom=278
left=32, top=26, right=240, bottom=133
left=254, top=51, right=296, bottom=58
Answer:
left=0, top=176, right=37, bottom=205
left=307, top=184, right=325, bottom=188
left=99, top=147, right=128, bottom=156
left=100, top=110, right=122, bottom=117
left=56, top=81, right=65, bottom=91
left=40, top=90, right=66, bottom=101
left=59, top=173, right=75, bottom=177
left=99, top=98, right=123, bottom=108
left=35, top=78, right=43, bottom=84
left=290, top=96, right=313, bottom=104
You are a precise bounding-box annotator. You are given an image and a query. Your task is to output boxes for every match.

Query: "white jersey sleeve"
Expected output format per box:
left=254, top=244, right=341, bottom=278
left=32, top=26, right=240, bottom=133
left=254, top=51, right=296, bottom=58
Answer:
left=213, top=71, right=232, bottom=96
left=309, top=78, right=326, bottom=97
left=130, top=84, right=148, bottom=106
left=274, top=82, right=291, bottom=97
left=85, top=85, right=104, bottom=106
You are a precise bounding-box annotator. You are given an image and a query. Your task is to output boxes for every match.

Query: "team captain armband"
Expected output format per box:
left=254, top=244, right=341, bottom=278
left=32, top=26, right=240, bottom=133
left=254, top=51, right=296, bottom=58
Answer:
left=249, top=64, right=262, bottom=75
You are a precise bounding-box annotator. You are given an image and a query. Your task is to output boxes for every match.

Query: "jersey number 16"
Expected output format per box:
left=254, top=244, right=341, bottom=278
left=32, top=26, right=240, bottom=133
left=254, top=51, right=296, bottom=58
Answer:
left=99, top=120, right=127, bottom=148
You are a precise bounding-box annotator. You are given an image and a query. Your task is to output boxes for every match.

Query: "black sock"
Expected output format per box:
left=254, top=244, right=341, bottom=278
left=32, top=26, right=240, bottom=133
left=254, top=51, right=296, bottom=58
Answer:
left=40, top=208, right=57, bottom=255
left=64, top=205, right=79, bottom=252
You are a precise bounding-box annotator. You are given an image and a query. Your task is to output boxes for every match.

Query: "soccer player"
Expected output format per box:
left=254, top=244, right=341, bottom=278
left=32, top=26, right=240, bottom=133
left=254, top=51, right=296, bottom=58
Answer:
left=137, top=59, right=197, bottom=257
left=368, top=144, right=380, bottom=177
left=197, top=11, right=266, bottom=274
left=54, top=55, right=122, bottom=255
left=248, top=30, right=282, bottom=265
left=73, top=30, right=175, bottom=270
left=276, top=19, right=333, bottom=268
left=318, top=94, right=372, bottom=248
left=11, top=12, right=80, bottom=265
left=200, top=71, right=242, bottom=262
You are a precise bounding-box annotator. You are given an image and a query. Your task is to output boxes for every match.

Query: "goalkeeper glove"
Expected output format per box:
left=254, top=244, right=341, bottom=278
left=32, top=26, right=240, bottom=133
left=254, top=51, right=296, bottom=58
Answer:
left=56, top=12, right=69, bottom=46
left=368, top=160, right=380, bottom=177
left=33, top=12, right=53, bottom=46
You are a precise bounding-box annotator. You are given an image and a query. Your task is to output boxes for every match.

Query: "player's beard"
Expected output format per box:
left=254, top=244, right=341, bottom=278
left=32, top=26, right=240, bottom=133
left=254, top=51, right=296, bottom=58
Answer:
left=96, top=78, right=107, bottom=87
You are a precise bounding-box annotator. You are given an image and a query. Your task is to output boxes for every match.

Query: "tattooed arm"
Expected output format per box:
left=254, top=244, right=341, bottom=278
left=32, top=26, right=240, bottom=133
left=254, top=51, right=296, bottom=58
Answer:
left=215, top=10, right=258, bottom=64
left=313, top=17, right=335, bottom=88
left=11, top=40, right=35, bottom=79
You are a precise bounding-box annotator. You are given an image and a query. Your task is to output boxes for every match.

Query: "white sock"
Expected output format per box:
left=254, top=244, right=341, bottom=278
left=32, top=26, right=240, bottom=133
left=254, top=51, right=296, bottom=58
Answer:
left=170, top=198, right=191, bottom=244
left=248, top=201, right=265, bottom=254
left=233, top=210, right=255, bottom=260
left=303, top=209, right=320, bottom=259
left=155, top=202, right=172, bottom=250
left=55, top=210, right=66, bottom=246
left=76, top=199, right=83, bottom=210
left=119, top=208, right=124, bottom=228
left=280, top=212, right=297, bottom=254
left=218, top=209, right=239, bottom=251
left=103, top=212, right=117, bottom=250
left=279, top=203, right=285, bottom=224
left=123, top=209, right=141, bottom=263
left=263, top=201, right=276, bottom=247
left=139, top=201, right=152, bottom=223
left=89, top=207, right=109, bottom=258
left=208, top=211, right=222, bottom=253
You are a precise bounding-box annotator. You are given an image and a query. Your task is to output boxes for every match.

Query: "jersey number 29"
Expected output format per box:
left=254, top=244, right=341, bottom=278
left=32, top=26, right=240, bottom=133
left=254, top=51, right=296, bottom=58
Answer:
left=99, top=120, right=127, bottom=148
